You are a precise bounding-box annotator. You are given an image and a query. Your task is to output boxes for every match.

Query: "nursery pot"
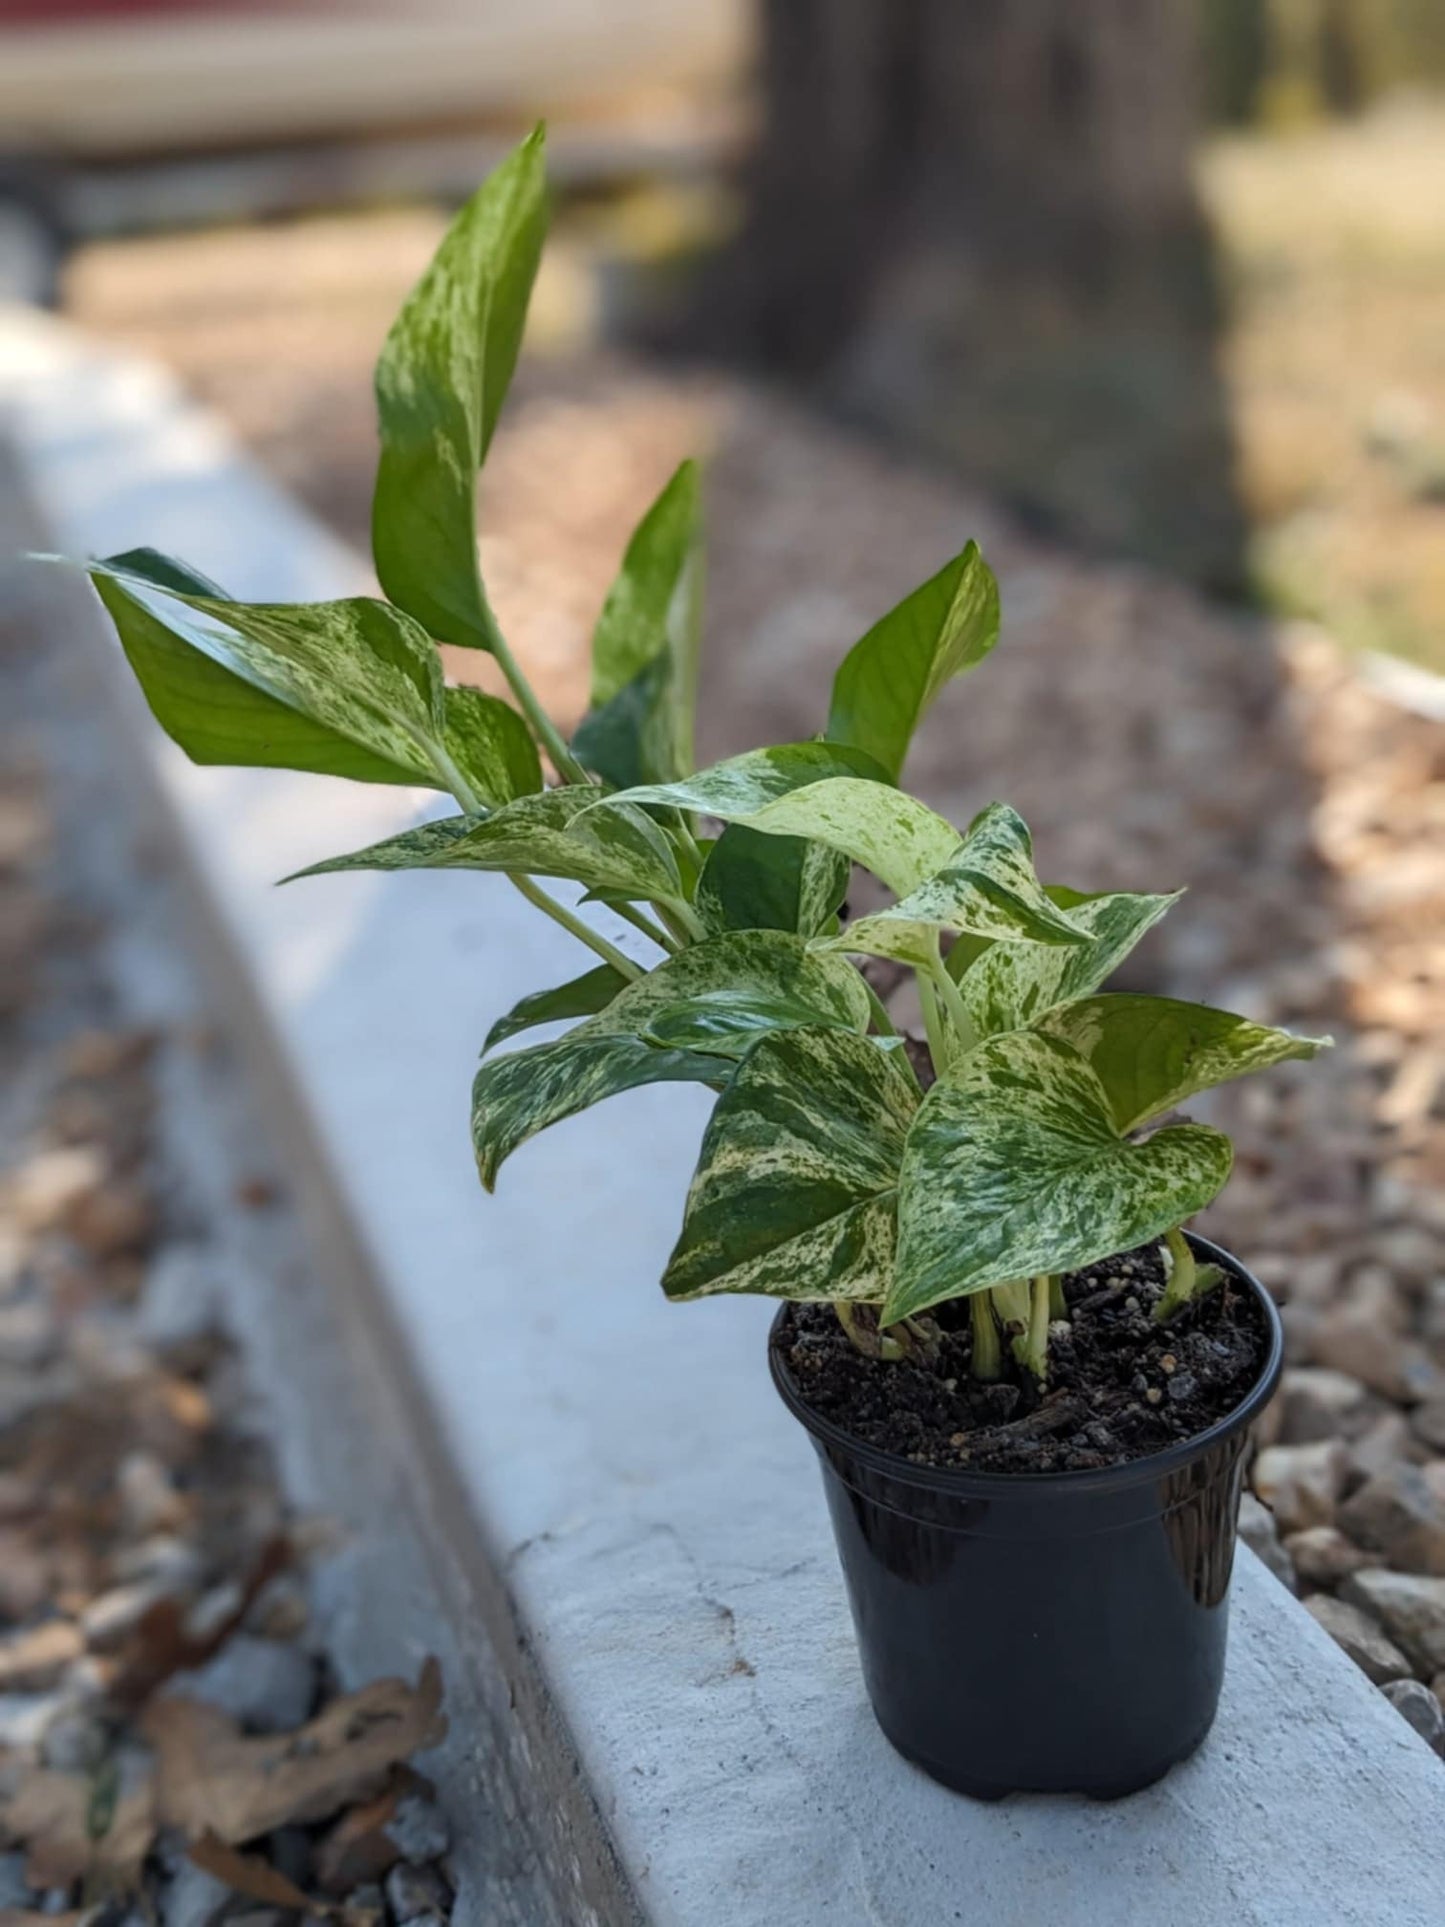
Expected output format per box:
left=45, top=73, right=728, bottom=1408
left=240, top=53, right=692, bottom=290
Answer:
left=769, top=1234, right=1283, bottom=1801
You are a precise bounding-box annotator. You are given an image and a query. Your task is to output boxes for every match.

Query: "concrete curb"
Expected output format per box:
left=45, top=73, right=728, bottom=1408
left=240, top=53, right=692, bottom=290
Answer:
left=5, top=304, right=1443, bottom=1927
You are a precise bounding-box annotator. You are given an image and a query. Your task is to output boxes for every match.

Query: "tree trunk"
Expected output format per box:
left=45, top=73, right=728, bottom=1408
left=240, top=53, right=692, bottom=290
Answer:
left=695, top=0, right=1245, bottom=589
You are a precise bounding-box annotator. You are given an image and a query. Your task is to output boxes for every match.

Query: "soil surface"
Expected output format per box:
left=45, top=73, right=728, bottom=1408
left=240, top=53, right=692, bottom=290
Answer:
left=779, top=1246, right=1271, bottom=1476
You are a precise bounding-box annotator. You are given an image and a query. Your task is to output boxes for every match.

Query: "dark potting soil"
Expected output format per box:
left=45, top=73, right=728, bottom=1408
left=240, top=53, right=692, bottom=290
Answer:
left=777, top=1244, right=1270, bottom=1474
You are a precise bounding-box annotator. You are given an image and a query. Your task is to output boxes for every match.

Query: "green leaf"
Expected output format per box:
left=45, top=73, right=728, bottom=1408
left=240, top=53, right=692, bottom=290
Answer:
left=482, top=965, right=628, bottom=1053
left=103, top=546, right=230, bottom=600
left=288, top=787, right=683, bottom=901
left=442, top=686, right=543, bottom=806
left=90, top=564, right=446, bottom=786
left=472, top=931, right=871, bottom=1186
left=826, top=543, right=1000, bottom=781
left=608, top=748, right=957, bottom=897
left=571, top=652, right=674, bottom=789
left=952, top=887, right=1181, bottom=1036
left=590, top=460, right=702, bottom=705
left=1039, top=994, right=1330, bottom=1135
left=643, top=981, right=863, bottom=1059
left=888, top=1030, right=1234, bottom=1323
left=606, top=739, right=885, bottom=811
left=817, top=803, right=1086, bottom=969
left=695, top=825, right=850, bottom=937
left=372, top=127, right=547, bottom=647
left=662, top=1028, right=919, bottom=1302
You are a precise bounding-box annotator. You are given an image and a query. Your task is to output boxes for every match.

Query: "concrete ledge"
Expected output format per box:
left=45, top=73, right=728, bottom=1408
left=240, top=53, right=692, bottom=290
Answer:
left=5, top=306, right=1443, bottom=1926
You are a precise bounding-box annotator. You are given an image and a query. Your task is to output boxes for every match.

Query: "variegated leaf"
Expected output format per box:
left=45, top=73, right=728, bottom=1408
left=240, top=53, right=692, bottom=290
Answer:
left=888, top=1029, right=1233, bottom=1323
left=482, top=964, right=628, bottom=1053
left=575, top=461, right=704, bottom=785
left=287, top=787, right=683, bottom=901
left=643, top=981, right=863, bottom=1058
left=826, top=542, right=1000, bottom=781
left=372, top=127, right=546, bottom=647
left=89, top=562, right=445, bottom=783
left=817, top=803, right=1086, bottom=969
left=1039, top=993, right=1330, bottom=1134
left=662, top=1028, right=919, bottom=1302
left=441, top=686, right=543, bottom=806
left=695, top=825, right=850, bottom=937
left=953, top=886, right=1181, bottom=1036
left=609, top=755, right=958, bottom=897
left=472, top=931, right=873, bottom=1186
left=609, top=739, right=891, bottom=817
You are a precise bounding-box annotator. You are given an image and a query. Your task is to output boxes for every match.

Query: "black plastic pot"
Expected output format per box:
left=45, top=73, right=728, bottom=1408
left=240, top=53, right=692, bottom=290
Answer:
left=769, top=1234, right=1283, bottom=1800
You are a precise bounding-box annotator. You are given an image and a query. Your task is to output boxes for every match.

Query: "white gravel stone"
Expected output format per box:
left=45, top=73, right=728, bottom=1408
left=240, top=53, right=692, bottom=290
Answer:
left=162, top=1860, right=233, bottom=1927
left=1340, top=1568, right=1445, bottom=1674
left=1302, top=1594, right=1413, bottom=1685
left=1238, top=1494, right=1295, bottom=1591
left=1338, top=1464, right=1445, bottom=1575
left=138, top=1243, right=225, bottom=1351
left=168, top=1636, right=316, bottom=1735
left=1284, top=1526, right=1370, bottom=1588
left=1255, top=1440, right=1347, bottom=1535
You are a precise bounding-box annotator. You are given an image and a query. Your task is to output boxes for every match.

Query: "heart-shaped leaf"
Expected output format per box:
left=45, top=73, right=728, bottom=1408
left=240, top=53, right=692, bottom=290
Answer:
left=372, top=127, right=546, bottom=648
left=952, top=886, right=1181, bottom=1035
left=695, top=825, right=850, bottom=937
left=826, top=542, right=1000, bottom=781
left=573, top=461, right=704, bottom=786
left=608, top=750, right=957, bottom=897
left=888, top=1029, right=1233, bottom=1323
left=482, top=964, right=629, bottom=1053
left=663, top=1027, right=918, bottom=1302
left=288, top=787, right=683, bottom=901
left=1039, top=993, right=1330, bottom=1134
left=473, top=931, right=871, bottom=1185
left=818, top=803, right=1086, bottom=969
left=90, top=563, right=448, bottom=786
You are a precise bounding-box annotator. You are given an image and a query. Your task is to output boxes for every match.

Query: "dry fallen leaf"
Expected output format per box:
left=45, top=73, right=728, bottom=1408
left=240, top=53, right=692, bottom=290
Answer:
left=314, top=1781, right=404, bottom=1894
left=0, top=1751, right=155, bottom=1890
left=109, top=1533, right=290, bottom=1711
left=187, top=1832, right=315, bottom=1912
left=0, top=1620, right=83, bottom=1694
left=144, top=1658, right=445, bottom=1843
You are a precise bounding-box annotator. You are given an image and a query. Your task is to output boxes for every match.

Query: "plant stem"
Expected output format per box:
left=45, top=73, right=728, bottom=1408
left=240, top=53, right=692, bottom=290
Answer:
left=930, top=954, right=979, bottom=1057
left=507, top=874, right=642, bottom=979
left=917, top=971, right=950, bottom=1078
left=1155, top=1226, right=1196, bottom=1322
left=478, top=599, right=593, bottom=787
left=1048, top=1274, right=1068, bottom=1321
left=660, top=897, right=708, bottom=944
left=862, top=978, right=899, bottom=1038
left=610, top=901, right=680, bottom=955
left=835, top=1302, right=905, bottom=1362
left=430, top=746, right=643, bottom=981
left=970, top=1292, right=1002, bottom=1380
left=1022, top=1275, right=1051, bottom=1384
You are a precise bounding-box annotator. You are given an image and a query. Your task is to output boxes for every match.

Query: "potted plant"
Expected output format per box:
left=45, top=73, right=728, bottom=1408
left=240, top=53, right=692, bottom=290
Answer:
left=74, top=129, right=1326, bottom=1800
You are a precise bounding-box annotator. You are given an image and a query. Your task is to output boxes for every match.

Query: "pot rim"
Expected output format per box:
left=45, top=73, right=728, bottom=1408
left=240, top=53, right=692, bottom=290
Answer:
left=768, top=1231, right=1283, bottom=1500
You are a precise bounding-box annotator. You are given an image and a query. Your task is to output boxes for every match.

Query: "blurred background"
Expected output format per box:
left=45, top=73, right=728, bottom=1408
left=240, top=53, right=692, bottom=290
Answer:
left=3, top=0, right=1445, bottom=660
left=1, top=9, right=1445, bottom=1897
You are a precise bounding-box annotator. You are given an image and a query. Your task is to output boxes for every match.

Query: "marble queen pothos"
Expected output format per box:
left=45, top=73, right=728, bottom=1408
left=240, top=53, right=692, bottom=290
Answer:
left=73, top=127, right=1328, bottom=1385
